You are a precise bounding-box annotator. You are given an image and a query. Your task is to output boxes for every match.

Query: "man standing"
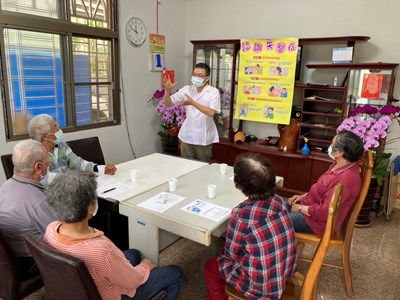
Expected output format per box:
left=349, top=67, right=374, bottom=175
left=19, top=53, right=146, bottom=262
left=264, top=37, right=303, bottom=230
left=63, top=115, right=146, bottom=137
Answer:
left=28, top=114, right=117, bottom=184
left=163, top=63, right=220, bottom=162
left=0, top=140, right=54, bottom=279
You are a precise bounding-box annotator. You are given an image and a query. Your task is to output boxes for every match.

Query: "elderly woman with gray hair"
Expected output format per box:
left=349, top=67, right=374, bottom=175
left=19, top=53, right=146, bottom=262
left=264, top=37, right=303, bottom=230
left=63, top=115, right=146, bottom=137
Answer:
left=43, top=170, right=183, bottom=300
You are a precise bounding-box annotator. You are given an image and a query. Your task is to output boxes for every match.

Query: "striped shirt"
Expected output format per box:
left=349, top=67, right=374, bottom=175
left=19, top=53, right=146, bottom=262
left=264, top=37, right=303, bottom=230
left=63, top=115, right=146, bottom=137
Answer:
left=218, top=194, right=297, bottom=299
left=44, top=221, right=150, bottom=300
left=42, top=141, right=96, bottom=185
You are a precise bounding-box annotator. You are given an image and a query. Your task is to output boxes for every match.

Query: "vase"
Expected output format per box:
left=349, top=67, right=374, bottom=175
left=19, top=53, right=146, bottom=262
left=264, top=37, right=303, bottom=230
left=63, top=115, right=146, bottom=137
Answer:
left=356, top=177, right=379, bottom=226
left=161, top=139, right=180, bottom=156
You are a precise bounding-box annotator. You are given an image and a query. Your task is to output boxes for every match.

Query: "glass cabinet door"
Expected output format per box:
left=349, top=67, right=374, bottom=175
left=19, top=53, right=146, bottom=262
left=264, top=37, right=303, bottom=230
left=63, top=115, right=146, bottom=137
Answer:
left=193, top=43, right=239, bottom=140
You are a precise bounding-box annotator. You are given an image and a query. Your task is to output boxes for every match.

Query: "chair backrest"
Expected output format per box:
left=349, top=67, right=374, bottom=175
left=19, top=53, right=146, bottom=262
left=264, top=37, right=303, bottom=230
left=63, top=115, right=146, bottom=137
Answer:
left=66, top=136, right=105, bottom=165
left=24, top=234, right=102, bottom=300
left=0, top=229, right=20, bottom=299
left=0, top=230, right=43, bottom=300
left=1, top=154, right=14, bottom=180
left=338, top=150, right=373, bottom=240
left=300, top=183, right=343, bottom=300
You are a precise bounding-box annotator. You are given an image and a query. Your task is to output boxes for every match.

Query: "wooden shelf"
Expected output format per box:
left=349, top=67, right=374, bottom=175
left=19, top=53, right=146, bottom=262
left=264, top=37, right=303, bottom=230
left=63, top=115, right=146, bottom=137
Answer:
left=299, top=36, right=370, bottom=45
left=306, top=62, right=399, bottom=69
left=303, top=99, right=343, bottom=104
left=300, top=123, right=337, bottom=130
left=295, top=84, right=347, bottom=90
left=302, top=111, right=342, bottom=117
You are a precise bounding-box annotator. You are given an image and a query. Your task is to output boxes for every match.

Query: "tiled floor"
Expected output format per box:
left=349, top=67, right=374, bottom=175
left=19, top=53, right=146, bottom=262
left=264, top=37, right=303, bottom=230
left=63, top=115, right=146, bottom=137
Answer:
left=158, top=210, right=400, bottom=300
left=23, top=209, right=400, bottom=300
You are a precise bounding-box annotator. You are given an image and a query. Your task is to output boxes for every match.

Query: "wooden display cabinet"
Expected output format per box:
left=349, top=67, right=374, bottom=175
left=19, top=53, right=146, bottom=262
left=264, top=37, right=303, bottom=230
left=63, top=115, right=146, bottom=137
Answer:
left=297, top=85, right=347, bottom=155
left=191, top=40, right=240, bottom=141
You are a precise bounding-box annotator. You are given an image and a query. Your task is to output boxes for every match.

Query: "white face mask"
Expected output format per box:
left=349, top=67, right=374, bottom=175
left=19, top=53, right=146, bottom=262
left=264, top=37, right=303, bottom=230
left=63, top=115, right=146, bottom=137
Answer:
left=191, top=76, right=204, bottom=88
left=92, top=200, right=99, bottom=217
left=38, top=162, right=49, bottom=181
left=54, top=129, right=64, bottom=144
left=327, top=145, right=336, bottom=160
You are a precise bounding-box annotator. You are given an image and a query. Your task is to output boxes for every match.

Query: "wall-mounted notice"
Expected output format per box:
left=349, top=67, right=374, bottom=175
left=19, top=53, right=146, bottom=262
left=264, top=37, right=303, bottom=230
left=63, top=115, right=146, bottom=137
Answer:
left=234, top=38, right=299, bottom=125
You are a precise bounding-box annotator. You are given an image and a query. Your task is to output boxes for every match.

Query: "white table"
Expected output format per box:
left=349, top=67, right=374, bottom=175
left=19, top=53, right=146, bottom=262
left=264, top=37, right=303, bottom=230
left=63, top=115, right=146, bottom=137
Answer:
left=119, top=163, right=284, bottom=264
left=98, top=153, right=208, bottom=202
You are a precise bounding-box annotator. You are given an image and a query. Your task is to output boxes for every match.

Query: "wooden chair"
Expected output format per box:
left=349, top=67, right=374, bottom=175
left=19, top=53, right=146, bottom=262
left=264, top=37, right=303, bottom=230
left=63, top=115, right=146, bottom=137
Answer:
left=295, top=150, right=373, bottom=297
left=1, top=154, right=14, bottom=180
left=0, top=230, right=43, bottom=300
left=66, top=136, right=106, bottom=165
left=225, top=184, right=343, bottom=300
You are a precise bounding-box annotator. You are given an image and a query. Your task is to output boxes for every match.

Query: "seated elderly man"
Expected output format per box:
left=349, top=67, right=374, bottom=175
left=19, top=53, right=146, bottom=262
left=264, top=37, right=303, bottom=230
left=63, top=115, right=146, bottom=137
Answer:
left=0, top=140, right=54, bottom=279
left=28, top=114, right=117, bottom=184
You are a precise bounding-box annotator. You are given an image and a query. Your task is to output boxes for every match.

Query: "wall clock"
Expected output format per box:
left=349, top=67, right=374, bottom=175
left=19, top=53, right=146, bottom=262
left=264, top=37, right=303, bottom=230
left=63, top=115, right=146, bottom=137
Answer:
left=126, top=17, right=146, bottom=47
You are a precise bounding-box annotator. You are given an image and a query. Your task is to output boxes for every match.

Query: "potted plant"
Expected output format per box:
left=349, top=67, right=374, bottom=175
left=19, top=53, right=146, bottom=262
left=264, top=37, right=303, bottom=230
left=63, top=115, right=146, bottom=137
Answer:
left=150, top=89, right=186, bottom=154
left=337, top=104, right=400, bottom=185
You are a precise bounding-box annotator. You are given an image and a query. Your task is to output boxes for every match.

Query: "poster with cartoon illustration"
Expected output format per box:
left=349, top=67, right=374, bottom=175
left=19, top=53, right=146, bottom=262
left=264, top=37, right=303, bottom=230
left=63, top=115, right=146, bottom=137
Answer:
left=234, top=38, right=299, bottom=124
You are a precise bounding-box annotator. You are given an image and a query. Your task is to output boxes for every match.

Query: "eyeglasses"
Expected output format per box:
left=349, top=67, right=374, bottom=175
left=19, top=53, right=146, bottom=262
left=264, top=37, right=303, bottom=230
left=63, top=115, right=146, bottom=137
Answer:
left=192, top=73, right=207, bottom=78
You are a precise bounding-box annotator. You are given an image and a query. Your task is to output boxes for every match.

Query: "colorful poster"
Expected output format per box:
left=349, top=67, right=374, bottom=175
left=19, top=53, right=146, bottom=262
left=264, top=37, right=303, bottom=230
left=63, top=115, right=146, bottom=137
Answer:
left=149, top=34, right=165, bottom=53
left=234, top=38, right=299, bottom=125
left=361, top=73, right=383, bottom=99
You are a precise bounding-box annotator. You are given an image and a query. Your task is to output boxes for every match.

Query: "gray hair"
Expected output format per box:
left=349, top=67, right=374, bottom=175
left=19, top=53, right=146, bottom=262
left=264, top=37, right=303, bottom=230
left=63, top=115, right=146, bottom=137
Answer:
left=334, top=130, right=364, bottom=162
left=12, top=140, right=47, bottom=174
left=233, top=152, right=276, bottom=201
left=46, top=170, right=97, bottom=223
left=28, top=114, right=54, bottom=141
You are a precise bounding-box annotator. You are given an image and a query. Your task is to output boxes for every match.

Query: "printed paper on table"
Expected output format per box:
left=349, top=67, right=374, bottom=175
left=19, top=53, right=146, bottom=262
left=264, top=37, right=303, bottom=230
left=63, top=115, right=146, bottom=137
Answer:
left=138, top=192, right=186, bottom=213
left=181, top=199, right=231, bottom=222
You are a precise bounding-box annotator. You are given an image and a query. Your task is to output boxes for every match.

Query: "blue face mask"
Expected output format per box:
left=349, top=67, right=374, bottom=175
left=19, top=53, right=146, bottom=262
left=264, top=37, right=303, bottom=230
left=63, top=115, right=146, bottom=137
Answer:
left=191, top=76, right=204, bottom=88
left=54, top=129, right=64, bottom=144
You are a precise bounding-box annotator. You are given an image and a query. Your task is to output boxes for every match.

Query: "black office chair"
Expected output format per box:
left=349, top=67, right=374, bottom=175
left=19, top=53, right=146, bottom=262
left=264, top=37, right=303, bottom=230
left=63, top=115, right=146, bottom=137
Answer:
left=1, top=154, right=14, bottom=180
left=66, top=136, right=106, bottom=165
left=24, top=234, right=102, bottom=300
left=0, top=230, right=43, bottom=300
left=25, top=234, right=167, bottom=300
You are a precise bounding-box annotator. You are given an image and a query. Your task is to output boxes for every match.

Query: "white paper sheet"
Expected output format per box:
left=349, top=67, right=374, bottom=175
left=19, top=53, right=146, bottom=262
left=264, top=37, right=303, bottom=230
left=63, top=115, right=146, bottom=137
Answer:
left=97, top=182, right=135, bottom=199
left=137, top=192, right=186, bottom=213
left=180, top=199, right=231, bottom=222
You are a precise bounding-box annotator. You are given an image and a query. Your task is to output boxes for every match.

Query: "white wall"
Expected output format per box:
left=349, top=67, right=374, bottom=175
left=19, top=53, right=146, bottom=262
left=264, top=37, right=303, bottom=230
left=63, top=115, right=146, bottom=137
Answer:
left=0, top=0, right=399, bottom=182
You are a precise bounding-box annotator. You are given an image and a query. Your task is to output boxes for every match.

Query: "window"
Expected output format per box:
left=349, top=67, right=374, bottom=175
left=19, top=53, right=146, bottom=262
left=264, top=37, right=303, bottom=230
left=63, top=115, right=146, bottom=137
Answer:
left=0, top=0, right=119, bottom=140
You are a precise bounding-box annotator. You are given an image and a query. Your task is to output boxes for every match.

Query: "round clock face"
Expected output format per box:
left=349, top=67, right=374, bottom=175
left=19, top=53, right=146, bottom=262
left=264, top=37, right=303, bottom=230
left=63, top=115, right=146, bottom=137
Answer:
left=126, top=17, right=146, bottom=47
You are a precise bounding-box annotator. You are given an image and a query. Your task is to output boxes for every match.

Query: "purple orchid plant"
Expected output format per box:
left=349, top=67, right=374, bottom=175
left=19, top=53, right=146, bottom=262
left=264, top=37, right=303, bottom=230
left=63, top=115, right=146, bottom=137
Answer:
left=151, top=89, right=186, bottom=141
left=337, top=104, right=400, bottom=184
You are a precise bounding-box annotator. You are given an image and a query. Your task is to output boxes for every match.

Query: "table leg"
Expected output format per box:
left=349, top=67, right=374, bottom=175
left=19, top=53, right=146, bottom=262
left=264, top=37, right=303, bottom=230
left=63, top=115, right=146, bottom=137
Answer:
left=127, top=217, right=160, bottom=265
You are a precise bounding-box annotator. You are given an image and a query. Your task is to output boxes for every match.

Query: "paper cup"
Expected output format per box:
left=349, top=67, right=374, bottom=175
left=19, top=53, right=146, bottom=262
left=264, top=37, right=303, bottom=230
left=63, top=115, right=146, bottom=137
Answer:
left=97, top=165, right=105, bottom=176
left=207, top=184, right=217, bottom=199
left=168, top=178, right=178, bottom=192
left=219, top=163, right=228, bottom=175
left=130, top=169, right=139, bottom=183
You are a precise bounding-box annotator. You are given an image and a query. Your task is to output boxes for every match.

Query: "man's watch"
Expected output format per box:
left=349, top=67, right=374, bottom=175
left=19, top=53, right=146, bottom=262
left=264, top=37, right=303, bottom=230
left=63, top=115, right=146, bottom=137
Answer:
left=299, top=206, right=303, bottom=213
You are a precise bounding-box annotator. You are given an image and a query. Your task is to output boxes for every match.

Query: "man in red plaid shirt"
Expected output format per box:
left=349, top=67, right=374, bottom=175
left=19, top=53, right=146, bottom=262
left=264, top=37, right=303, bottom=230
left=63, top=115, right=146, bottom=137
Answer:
left=205, top=152, right=297, bottom=299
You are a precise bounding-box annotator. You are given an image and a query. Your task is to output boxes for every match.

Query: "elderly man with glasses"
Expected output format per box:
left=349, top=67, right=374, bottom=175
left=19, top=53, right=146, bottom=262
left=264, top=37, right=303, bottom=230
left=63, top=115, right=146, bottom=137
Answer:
left=162, top=62, right=221, bottom=163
